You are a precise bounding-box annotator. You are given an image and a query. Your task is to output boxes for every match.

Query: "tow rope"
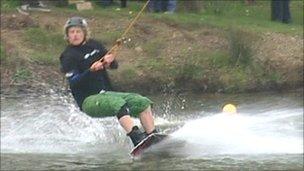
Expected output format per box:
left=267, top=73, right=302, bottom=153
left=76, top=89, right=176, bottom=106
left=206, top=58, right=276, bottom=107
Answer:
left=99, top=0, right=150, bottom=62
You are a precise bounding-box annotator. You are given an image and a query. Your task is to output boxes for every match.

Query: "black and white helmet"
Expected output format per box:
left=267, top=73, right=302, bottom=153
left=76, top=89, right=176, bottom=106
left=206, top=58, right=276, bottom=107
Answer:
left=64, top=16, right=89, bottom=40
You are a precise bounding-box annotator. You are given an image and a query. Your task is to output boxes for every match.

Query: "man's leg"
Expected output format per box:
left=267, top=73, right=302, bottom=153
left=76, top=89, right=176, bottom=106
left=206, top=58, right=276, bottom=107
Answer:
left=119, top=105, right=156, bottom=135
left=282, top=0, right=291, bottom=23
left=166, top=0, right=176, bottom=13
left=100, top=0, right=113, bottom=6
left=120, top=0, right=127, bottom=8
left=139, top=106, right=155, bottom=134
left=118, top=115, right=134, bottom=133
left=117, top=104, right=156, bottom=146
left=116, top=104, right=147, bottom=146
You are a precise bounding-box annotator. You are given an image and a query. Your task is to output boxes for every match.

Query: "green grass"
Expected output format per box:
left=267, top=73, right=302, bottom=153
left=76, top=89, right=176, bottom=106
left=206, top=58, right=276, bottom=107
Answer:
left=212, top=58, right=286, bottom=93
left=1, top=0, right=301, bottom=92
left=24, top=28, right=64, bottom=47
left=142, top=38, right=164, bottom=57
left=12, top=67, right=32, bottom=82
left=0, top=43, right=6, bottom=62
left=169, top=48, right=208, bottom=81
left=23, top=28, right=65, bottom=65
left=54, top=1, right=144, bottom=20
left=95, top=30, right=122, bottom=46
left=151, top=0, right=303, bottom=35
left=209, top=51, right=230, bottom=68
left=120, top=68, right=137, bottom=81
left=1, top=0, right=20, bottom=11
left=140, top=57, right=166, bottom=72
left=227, top=68, right=250, bottom=92
left=227, top=28, right=254, bottom=67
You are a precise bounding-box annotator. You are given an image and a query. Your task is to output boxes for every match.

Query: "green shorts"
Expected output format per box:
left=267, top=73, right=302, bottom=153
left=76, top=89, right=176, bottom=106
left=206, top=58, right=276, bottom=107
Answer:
left=82, top=91, right=153, bottom=118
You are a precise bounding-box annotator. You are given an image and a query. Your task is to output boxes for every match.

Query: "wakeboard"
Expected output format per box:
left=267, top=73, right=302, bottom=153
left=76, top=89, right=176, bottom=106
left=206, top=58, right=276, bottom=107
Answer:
left=130, top=133, right=168, bottom=157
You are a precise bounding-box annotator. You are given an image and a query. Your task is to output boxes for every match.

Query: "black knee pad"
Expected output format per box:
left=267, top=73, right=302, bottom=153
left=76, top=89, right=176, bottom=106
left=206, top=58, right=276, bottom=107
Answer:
left=117, top=104, right=130, bottom=119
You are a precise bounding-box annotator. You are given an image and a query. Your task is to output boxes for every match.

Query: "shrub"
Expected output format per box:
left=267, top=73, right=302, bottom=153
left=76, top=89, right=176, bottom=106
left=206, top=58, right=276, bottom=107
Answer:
left=227, top=28, right=253, bottom=67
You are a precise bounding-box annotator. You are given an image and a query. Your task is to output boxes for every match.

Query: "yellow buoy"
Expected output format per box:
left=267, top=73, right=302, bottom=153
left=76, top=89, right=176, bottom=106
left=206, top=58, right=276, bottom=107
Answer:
left=222, top=103, right=237, bottom=114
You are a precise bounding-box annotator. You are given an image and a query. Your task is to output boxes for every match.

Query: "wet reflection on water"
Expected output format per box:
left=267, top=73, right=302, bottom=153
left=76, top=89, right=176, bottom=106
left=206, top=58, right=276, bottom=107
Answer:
left=1, top=89, right=303, bottom=170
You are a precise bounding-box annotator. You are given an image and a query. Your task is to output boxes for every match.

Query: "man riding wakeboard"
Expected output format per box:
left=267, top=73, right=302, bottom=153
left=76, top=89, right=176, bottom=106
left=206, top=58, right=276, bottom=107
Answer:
left=59, top=16, right=158, bottom=146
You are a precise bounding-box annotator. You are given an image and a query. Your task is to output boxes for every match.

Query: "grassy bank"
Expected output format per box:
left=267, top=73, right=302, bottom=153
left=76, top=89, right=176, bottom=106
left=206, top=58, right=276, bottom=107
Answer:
left=1, top=0, right=303, bottom=94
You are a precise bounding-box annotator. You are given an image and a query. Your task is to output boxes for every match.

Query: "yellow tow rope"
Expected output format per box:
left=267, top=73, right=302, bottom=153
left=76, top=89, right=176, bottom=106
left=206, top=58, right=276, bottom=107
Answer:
left=99, top=0, right=150, bottom=62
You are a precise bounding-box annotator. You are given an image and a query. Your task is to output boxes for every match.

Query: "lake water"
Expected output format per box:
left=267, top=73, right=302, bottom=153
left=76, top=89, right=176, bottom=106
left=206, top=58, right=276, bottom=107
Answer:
left=1, top=89, right=303, bottom=170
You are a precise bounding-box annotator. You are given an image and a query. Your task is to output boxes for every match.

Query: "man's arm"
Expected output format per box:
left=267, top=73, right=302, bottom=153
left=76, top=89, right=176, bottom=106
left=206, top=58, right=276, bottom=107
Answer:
left=65, top=69, right=91, bottom=87
left=61, top=53, right=92, bottom=88
left=102, top=53, right=118, bottom=69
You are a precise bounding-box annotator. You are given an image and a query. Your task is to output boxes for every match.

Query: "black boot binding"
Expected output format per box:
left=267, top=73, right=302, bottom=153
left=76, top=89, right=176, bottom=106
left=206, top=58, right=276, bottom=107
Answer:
left=145, top=129, right=158, bottom=136
left=127, top=126, right=147, bottom=146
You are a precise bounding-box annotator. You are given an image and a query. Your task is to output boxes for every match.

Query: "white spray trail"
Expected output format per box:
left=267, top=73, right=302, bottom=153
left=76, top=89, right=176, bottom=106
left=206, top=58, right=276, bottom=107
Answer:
left=172, top=108, right=303, bottom=156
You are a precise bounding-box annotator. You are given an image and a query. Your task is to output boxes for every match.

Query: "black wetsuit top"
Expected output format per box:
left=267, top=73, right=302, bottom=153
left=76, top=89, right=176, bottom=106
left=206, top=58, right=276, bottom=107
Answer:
left=60, top=39, right=118, bottom=109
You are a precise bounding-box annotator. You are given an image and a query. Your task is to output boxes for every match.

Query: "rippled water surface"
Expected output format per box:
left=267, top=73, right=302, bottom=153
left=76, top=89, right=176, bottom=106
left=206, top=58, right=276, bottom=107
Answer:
left=1, top=89, right=303, bottom=170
